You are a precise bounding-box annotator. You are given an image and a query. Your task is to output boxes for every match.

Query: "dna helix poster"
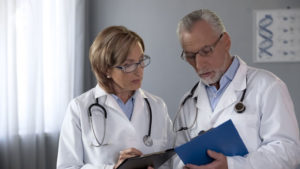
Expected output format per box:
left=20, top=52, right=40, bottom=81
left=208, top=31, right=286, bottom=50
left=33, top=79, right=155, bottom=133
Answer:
left=254, top=9, right=300, bottom=62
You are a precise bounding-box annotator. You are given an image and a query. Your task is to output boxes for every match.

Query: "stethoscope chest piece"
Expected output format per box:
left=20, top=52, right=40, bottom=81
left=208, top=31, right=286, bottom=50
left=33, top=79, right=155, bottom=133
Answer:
left=234, top=102, right=246, bottom=113
left=143, top=135, right=153, bottom=147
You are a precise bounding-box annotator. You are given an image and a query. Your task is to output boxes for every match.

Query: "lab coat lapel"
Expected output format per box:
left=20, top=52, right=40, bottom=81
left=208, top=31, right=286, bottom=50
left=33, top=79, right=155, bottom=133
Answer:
left=193, top=83, right=214, bottom=133
left=213, top=82, right=238, bottom=114
left=93, top=84, right=127, bottom=118
left=213, top=57, right=247, bottom=115
left=195, top=83, right=213, bottom=114
left=104, top=95, right=126, bottom=118
left=130, top=89, right=148, bottom=136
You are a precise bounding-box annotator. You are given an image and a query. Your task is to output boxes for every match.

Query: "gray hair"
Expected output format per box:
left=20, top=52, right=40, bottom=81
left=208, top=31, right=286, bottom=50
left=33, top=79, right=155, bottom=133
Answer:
left=177, top=9, right=226, bottom=38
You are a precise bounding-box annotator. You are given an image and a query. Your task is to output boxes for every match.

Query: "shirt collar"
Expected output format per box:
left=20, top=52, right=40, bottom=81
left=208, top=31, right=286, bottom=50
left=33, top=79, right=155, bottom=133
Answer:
left=205, top=56, right=240, bottom=90
left=221, top=56, right=240, bottom=83
left=111, top=91, right=137, bottom=104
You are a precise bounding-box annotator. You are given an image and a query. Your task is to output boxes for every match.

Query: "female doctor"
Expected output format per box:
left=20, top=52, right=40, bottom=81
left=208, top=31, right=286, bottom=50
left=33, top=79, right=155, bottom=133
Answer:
left=57, top=26, right=174, bottom=169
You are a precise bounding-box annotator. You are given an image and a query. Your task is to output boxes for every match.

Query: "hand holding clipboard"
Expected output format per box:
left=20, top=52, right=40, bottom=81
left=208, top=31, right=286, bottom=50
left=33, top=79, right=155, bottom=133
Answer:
left=116, top=149, right=175, bottom=169
left=117, top=119, right=248, bottom=168
left=174, top=119, right=248, bottom=165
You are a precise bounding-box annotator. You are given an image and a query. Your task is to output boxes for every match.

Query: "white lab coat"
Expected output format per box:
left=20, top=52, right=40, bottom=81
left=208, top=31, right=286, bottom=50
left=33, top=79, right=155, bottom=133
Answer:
left=173, top=57, right=300, bottom=169
left=57, top=85, right=174, bottom=169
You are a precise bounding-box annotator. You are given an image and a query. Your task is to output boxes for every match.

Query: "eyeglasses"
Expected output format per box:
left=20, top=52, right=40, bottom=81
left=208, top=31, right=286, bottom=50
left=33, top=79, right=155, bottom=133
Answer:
left=114, top=55, right=151, bottom=73
left=180, top=33, right=224, bottom=60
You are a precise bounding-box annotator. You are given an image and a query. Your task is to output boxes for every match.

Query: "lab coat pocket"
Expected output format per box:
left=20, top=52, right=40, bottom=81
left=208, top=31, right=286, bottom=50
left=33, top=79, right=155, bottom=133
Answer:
left=230, top=113, right=260, bottom=152
left=151, top=138, right=168, bottom=152
left=189, top=128, right=199, bottom=140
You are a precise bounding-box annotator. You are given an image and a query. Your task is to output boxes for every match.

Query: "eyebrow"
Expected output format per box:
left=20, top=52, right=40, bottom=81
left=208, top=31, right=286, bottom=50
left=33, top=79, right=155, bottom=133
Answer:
left=124, top=55, right=144, bottom=62
left=182, top=42, right=209, bottom=54
left=124, top=59, right=136, bottom=62
left=194, top=42, right=213, bottom=53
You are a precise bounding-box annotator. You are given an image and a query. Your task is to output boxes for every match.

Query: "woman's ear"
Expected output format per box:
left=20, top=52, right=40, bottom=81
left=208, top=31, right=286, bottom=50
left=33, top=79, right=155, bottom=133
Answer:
left=106, top=69, right=112, bottom=79
left=222, top=32, right=231, bottom=51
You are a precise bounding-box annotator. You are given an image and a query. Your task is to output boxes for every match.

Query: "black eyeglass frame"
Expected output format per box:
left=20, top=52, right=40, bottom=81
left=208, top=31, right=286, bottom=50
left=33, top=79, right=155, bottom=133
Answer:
left=180, top=33, right=224, bottom=60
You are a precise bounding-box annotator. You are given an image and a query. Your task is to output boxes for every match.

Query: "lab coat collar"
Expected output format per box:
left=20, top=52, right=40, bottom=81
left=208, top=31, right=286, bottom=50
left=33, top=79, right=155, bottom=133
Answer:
left=130, top=89, right=148, bottom=124
left=93, top=84, right=123, bottom=114
left=190, top=82, right=200, bottom=100
left=213, top=56, right=248, bottom=113
left=93, top=84, right=148, bottom=117
left=93, top=84, right=148, bottom=100
left=231, top=56, right=247, bottom=91
left=195, top=82, right=213, bottom=113
left=93, top=84, right=107, bottom=99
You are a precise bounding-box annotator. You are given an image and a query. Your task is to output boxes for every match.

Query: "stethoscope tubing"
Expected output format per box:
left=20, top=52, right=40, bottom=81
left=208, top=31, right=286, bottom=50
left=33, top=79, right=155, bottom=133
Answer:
left=88, top=97, right=153, bottom=147
left=88, top=98, right=107, bottom=147
left=173, top=80, right=247, bottom=132
left=144, top=98, right=152, bottom=137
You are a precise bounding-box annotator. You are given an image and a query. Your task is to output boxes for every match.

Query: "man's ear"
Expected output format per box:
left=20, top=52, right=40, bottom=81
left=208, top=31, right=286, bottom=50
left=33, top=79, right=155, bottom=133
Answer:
left=222, top=32, right=231, bottom=51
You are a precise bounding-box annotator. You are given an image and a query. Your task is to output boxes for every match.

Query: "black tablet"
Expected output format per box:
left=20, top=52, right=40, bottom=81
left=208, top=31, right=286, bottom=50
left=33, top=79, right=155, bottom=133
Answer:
left=116, top=148, right=175, bottom=169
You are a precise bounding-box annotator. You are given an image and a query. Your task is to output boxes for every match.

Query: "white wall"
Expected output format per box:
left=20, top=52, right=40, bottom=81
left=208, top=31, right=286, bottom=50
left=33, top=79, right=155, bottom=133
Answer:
left=88, top=0, right=300, bottom=123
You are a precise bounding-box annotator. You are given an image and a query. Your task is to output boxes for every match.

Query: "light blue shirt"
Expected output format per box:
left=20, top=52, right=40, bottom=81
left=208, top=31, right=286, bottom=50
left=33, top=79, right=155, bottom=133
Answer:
left=111, top=92, right=136, bottom=120
left=205, top=57, right=240, bottom=112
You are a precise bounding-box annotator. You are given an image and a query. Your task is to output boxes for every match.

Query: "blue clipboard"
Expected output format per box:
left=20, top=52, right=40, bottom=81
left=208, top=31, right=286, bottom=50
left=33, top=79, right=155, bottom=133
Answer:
left=174, top=119, right=248, bottom=165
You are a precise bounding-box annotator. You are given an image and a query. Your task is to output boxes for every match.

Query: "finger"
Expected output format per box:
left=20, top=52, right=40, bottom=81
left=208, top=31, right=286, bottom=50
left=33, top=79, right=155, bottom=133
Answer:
left=119, top=153, right=140, bottom=161
left=147, top=166, right=154, bottom=169
left=185, top=163, right=205, bottom=169
left=183, top=166, right=190, bottom=169
left=119, top=148, right=143, bottom=161
left=207, top=149, right=223, bottom=160
left=121, top=147, right=143, bottom=156
left=205, top=150, right=228, bottom=168
left=116, top=148, right=143, bottom=169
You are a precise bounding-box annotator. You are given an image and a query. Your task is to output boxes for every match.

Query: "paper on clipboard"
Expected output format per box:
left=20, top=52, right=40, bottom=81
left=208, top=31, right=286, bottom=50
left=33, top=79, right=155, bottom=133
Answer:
left=116, top=148, right=175, bottom=169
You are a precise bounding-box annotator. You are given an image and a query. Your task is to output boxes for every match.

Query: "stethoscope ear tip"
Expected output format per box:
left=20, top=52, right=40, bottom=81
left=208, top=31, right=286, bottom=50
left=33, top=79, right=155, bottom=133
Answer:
left=235, top=102, right=246, bottom=113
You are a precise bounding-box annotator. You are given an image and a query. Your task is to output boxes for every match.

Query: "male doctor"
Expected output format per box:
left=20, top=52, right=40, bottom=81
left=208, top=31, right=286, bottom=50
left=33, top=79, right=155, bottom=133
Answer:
left=173, top=9, right=300, bottom=169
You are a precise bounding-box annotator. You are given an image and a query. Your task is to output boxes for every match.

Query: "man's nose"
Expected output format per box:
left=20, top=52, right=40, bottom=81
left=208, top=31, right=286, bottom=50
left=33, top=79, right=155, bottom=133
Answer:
left=195, top=54, right=205, bottom=70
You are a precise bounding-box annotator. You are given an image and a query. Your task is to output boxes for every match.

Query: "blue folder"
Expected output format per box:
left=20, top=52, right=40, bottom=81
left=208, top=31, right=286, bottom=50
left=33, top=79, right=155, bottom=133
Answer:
left=174, top=119, right=248, bottom=165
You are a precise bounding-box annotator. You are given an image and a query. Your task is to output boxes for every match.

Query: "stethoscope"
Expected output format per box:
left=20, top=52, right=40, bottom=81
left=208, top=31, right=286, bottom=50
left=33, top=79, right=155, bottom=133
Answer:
left=173, top=79, right=247, bottom=132
left=88, top=97, right=153, bottom=147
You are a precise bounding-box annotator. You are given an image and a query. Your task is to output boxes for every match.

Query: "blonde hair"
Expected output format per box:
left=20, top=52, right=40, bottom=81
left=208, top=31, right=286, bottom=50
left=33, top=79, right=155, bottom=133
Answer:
left=89, top=26, right=145, bottom=93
